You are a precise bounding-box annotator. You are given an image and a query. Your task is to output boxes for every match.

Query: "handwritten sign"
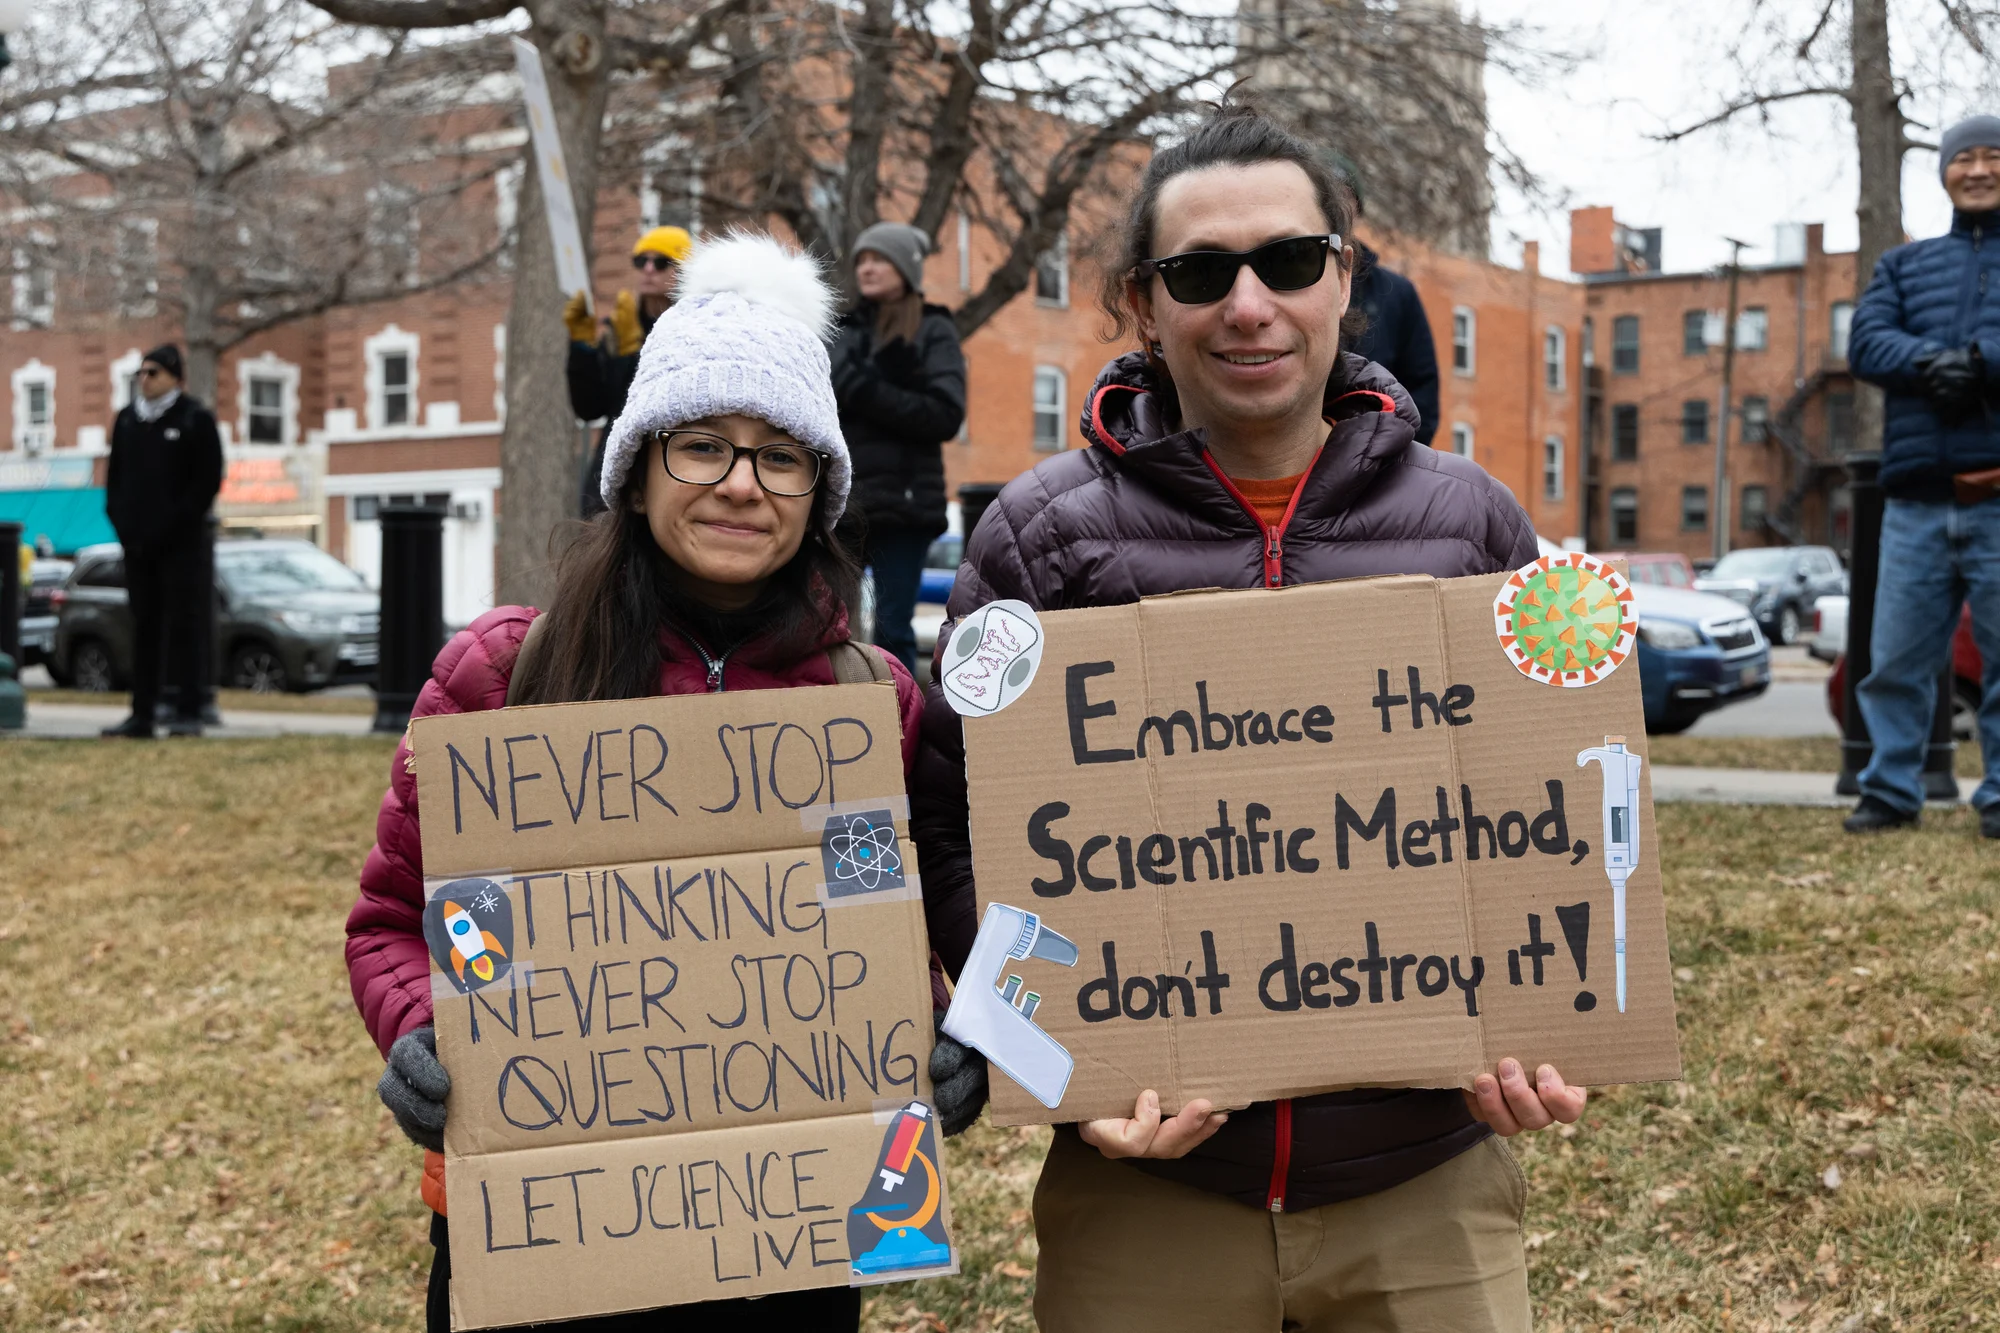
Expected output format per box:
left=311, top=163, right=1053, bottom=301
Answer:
left=414, top=684, right=952, bottom=1328
left=955, top=572, right=1682, bottom=1126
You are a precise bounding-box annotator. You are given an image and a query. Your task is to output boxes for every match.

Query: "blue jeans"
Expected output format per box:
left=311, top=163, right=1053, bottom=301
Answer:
left=864, top=524, right=934, bottom=675
left=1857, top=496, right=2000, bottom=813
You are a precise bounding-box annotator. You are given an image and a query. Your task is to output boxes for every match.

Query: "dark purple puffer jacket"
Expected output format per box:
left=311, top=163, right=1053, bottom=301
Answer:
left=912, top=350, right=1539, bottom=1214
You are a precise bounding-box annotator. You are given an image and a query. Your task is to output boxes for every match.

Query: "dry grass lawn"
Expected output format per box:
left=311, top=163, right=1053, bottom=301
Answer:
left=1651, top=736, right=1987, bottom=781
left=1, top=739, right=1996, bottom=1332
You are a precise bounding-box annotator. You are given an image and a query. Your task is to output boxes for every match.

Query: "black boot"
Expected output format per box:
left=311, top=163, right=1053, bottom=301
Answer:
left=100, top=714, right=155, bottom=739
left=1981, top=806, right=2000, bottom=840
left=1843, top=795, right=1920, bottom=833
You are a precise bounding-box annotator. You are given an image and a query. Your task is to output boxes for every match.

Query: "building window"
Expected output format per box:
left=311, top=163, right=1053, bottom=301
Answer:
left=494, top=162, right=523, bottom=272
left=236, top=353, right=300, bottom=447
left=957, top=211, right=972, bottom=294
left=1610, top=403, right=1639, bottom=461
left=1827, top=391, right=1855, bottom=454
left=363, top=325, right=421, bottom=431
left=1682, top=310, right=1707, bottom=356
left=1449, top=423, right=1474, bottom=459
left=1452, top=307, right=1476, bottom=375
left=116, top=218, right=159, bottom=318
left=1542, top=435, right=1564, bottom=501
left=12, top=242, right=53, bottom=328
left=110, top=348, right=143, bottom=413
left=1035, top=233, right=1069, bottom=308
left=1830, top=301, right=1854, bottom=361
left=1740, top=395, right=1769, bottom=444
left=1740, top=485, right=1768, bottom=532
left=11, top=359, right=55, bottom=452
left=1544, top=326, right=1566, bottom=393
left=1611, top=315, right=1639, bottom=374
left=366, top=184, right=420, bottom=288
left=1610, top=487, right=1638, bottom=545
left=1681, top=485, right=1709, bottom=532
left=247, top=377, right=284, bottom=443
left=1581, top=315, right=1595, bottom=368
left=1032, top=366, right=1066, bottom=451
left=1681, top=399, right=1710, bottom=444
left=1737, top=307, right=1768, bottom=351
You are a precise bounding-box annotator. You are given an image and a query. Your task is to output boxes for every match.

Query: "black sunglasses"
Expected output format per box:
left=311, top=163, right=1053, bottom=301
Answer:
left=631, top=253, right=677, bottom=272
left=1136, top=234, right=1342, bottom=305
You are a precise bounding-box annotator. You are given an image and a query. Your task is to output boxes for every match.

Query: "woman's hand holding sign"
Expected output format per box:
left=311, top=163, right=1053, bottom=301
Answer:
left=1079, top=1090, right=1229, bottom=1160
left=1465, top=1058, right=1587, bottom=1136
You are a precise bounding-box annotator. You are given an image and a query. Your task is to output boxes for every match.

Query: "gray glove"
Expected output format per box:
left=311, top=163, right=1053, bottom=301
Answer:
left=929, top=1014, right=988, bottom=1137
left=379, top=1025, right=450, bottom=1152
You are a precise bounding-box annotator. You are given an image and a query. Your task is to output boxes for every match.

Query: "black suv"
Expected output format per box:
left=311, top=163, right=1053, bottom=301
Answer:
left=51, top=539, right=379, bottom=692
left=1693, top=545, right=1847, bottom=646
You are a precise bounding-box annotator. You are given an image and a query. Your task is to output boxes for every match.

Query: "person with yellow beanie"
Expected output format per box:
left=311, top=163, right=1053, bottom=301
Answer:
left=566, top=225, right=693, bottom=516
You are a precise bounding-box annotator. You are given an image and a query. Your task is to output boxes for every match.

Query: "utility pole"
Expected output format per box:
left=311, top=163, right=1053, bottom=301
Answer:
left=1713, top=237, right=1749, bottom=562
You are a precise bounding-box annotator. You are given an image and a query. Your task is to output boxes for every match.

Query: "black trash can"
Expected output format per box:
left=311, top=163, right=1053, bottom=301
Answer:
left=373, top=503, right=448, bottom=734
left=957, top=483, right=1006, bottom=549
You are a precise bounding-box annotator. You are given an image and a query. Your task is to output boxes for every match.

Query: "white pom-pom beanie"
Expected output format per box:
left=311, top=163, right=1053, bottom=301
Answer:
left=598, top=231, right=850, bottom=523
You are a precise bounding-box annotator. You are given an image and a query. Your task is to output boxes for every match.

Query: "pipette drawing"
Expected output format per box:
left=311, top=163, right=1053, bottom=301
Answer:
left=1577, top=736, right=1643, bottom=1013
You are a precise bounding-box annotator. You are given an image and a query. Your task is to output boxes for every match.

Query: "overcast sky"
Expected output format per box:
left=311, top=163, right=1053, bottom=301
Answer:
left=1479, top=0, right=1980, bottom=280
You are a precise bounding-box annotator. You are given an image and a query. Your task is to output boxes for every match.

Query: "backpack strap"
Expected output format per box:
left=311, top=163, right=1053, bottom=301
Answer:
left=504, top=613, right=553, bottom=707
left=827, top=639, right=895, bottom=685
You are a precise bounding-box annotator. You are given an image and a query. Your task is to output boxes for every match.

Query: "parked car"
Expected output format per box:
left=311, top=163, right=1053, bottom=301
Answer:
left=50, top=538, right=379, bottom=693
left=1693, top=545, right=1848, bottom=646
left=1631, top=583, right=1773, bottom=734
left=1809, top=594, right=1848, bottom=663
left=1825, top=603, right=1982, bottom=740
left=18, top=557, right=73, bottom=668
left=912, top=533, right=963, bottom=655
left=1597, top=550, right=1696, bottom=589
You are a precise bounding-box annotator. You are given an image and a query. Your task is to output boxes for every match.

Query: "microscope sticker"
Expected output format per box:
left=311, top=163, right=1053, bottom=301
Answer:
left=423, top=877, right=514, bottom=994
left=1494, top=553, right=1637, bottom=688
left=819, top=810, right=907, bottom=898
left=940, top=599, right=1045, bottom=717
left=847, top=1100, right=957, bottom=1284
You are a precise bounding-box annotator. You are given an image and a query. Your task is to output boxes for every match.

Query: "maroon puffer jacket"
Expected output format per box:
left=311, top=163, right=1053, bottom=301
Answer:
left=347, top=604, right=928, bottom=1062
left=912, top=351, right=1538, bottom=1214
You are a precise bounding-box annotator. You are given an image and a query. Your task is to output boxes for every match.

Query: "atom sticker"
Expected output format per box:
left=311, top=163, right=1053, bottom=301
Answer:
left=1493, top=553, right=1637, bottom=688
left=819, top=810, right=908, bottom=898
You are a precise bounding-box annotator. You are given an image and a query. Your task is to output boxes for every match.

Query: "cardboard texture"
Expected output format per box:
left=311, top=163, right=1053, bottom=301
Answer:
left=960, top=572, right=1683, bottom=1127
left=412, top=684, right=946, bottom=1328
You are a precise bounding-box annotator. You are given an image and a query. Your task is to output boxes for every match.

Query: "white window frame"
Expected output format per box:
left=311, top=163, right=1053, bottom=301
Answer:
left=1035, top=233, right=1069, bottom=309
left=1737, top=306, right=1769, bottom=352
left=366, top=184, right=421, bottom=288
left=1542, top=434, right=1564, bottom=502
left=1449, top=422, right=1474, bottom=460
left=1830, top=301, right=1854, bottom=361
left=110, top=348, right=144, bottom=414
left=1543, top=325, right=1565, bottom=393
left=1451, top=306, right=1476, bottom=376
left=12, top=359, right=56, bottom=453
left=363, top=324, right=421, bottom=431
left=1032, top=365, right=1067, bottom=452
left=236, top=351, right=301, bottom=446
left=12, top=238, right=54, bottom=329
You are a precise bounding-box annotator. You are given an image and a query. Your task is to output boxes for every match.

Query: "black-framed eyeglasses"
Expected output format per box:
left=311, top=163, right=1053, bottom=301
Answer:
left=138, top=365, right=171, bottom=379
left=652, top=430, right=822, bottom=497
left=632, top=253, right=677, bottom=272
left=1136, top=234, right=1342, bottom=305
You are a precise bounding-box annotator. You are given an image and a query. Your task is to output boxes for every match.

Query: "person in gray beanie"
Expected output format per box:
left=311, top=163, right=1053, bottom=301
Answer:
left=832, top=220, right=967, bottom=673
left=348, top=231, right=971, bottom=1333
left=1844, top=113, right=2000, bottom=837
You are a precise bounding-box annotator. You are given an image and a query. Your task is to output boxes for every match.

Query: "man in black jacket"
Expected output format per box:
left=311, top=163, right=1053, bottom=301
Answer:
left=1341, top=167, right=1441, bottom=445
left=569, top=226, right=690, bottom=518
left=102, top=345, right=223, bottom=738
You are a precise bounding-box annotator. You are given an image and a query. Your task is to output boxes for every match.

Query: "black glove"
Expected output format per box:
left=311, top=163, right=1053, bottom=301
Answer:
left=1917, top=346, right=1984, bottom=419
left=874, top=336, right=924, bottom=386
left=929, top=1015, right=988, bottom=1137
left=379, top=1025, right=450, bottom=1152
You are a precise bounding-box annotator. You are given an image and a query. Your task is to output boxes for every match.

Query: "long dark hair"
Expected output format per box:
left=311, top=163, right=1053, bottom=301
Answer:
left=513, top=447, right=862, bottom=705
left=1100, top=105, right=1368, bottom=407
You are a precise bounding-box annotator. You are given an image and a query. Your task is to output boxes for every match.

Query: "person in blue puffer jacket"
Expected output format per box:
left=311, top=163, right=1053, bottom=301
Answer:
left=1844, top=113, right=2000, bottom=838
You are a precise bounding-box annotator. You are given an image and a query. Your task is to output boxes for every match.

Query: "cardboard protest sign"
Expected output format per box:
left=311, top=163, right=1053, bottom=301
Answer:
left=948, top=559, right=1682, bottom=1126
left=412, top=683, right=952, bottom=1329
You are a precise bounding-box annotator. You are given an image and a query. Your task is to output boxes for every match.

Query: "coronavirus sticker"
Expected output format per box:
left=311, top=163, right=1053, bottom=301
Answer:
left=1493, top=553, right=1637, bottom=688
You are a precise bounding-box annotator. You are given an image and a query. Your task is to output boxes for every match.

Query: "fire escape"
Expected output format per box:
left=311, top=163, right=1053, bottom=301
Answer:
left=1764, top=364, right=1853, bottom=543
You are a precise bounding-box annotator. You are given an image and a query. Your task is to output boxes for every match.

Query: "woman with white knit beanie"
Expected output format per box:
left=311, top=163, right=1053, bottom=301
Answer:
left=349, top=232, right=965, bottom=1333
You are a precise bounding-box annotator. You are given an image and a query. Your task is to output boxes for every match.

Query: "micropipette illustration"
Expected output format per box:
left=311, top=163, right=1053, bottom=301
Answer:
left=1577, top=736, right=1643, bottom=1013
left=941, top=903, right=1080, bottom=1108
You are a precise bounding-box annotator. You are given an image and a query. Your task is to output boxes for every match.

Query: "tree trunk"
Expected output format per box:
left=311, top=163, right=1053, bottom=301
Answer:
left=496, top=4, right=610, bottom=610
left=184, top=118, right=227, bottom=408
left=1849, top=0, right=1902, bottom=457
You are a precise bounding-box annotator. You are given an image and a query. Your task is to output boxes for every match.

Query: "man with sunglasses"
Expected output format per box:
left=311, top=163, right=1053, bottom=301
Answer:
left=102, top=344, right=223, bottom=738
left=913, top=109, right=1575, bottom=1332
left=568, top=225, right=691, bottom=518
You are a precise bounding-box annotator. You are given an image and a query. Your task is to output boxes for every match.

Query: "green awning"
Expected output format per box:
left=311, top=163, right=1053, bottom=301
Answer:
left=0, top=487, right=117, bottom=556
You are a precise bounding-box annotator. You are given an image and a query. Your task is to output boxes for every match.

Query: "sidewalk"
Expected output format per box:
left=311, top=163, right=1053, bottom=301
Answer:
left=1651, top=765, right=1981, bottom=807
left=7, top=701, right=376, bottom=739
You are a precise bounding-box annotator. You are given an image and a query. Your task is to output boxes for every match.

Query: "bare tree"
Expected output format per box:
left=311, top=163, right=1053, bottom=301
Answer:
left=1659, top=0, right=2000, bottom=453
left=0, top=0, right=511, bottom=404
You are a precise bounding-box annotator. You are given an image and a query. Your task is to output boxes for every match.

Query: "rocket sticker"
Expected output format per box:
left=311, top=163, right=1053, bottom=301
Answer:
left=846, top=1101, right=957, bottom=1283
left=423, top=877, right=515, bottom=995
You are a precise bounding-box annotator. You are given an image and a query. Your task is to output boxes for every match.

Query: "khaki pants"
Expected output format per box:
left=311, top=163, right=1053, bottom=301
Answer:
left=1031, top=1130, right=1530, bottom=1333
